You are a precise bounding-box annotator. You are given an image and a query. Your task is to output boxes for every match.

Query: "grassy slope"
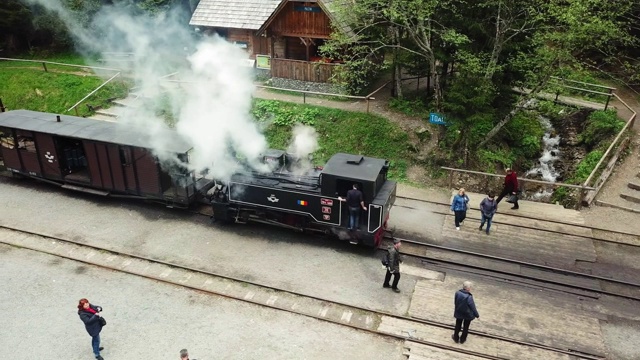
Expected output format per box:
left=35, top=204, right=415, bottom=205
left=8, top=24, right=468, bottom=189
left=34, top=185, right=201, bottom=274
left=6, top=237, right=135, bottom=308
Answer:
left=255, top=100, right=409, bottom=180
left=0, top=53, right=130, bottom=116
left=1, top=54, right=410, bottom=180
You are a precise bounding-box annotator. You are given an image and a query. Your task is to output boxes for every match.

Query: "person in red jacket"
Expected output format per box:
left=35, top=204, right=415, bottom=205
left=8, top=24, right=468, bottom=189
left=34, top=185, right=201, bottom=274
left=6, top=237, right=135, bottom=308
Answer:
left=496, top=168, right=519, bottom=209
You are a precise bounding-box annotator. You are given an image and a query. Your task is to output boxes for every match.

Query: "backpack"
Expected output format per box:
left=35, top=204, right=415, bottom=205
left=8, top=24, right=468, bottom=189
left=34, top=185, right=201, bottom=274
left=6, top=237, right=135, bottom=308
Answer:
left=381, top=251, right=389, bottom=267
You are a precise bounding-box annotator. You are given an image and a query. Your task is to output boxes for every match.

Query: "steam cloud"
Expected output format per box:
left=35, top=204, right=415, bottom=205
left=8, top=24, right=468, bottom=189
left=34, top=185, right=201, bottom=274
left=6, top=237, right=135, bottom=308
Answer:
left=23, top=0, right=319, bottom=180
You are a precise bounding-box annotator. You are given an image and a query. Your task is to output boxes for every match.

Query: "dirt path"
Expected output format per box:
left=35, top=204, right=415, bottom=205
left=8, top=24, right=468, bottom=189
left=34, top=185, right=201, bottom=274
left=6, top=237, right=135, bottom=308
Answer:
left=581, top=86, right=640, bottom=232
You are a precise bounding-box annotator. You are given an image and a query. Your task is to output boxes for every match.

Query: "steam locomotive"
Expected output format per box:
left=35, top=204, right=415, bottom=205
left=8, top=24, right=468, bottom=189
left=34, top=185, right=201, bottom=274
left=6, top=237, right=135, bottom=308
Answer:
left=211, top=150, right=396, bottom=246
left=0, top=110, right=396, bottom=246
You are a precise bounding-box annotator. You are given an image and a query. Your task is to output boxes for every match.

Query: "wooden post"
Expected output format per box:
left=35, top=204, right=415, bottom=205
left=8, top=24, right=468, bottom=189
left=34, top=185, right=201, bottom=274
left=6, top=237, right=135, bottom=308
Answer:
left=42, top=62, right=48, bottom=72
left=303, top=92, right=306, bottom=104
left=604, top=93, right=611, bottom=111
left=366, top=98, right=370, bottom=113
left=447, top=170, right=453, bottom=190
left=554, top=89, right=560, bottom=102
left=74, top=107, right=79, bottom=117
left=0, top=98, right=5, bottom=112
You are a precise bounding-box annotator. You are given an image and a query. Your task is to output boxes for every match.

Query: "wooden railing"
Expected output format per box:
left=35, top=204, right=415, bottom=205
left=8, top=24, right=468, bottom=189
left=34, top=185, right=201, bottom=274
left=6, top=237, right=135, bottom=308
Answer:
left=270, top=58, right=343, bottom=83
left=440, top=167, right=595, bottom=209
left=582, top=93, right=637, bottom=206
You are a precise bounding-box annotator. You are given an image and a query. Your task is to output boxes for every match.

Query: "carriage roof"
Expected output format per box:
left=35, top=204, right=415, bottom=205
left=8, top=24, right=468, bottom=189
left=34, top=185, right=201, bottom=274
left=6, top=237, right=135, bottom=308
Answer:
left=0, top=110, right=192, bottom=154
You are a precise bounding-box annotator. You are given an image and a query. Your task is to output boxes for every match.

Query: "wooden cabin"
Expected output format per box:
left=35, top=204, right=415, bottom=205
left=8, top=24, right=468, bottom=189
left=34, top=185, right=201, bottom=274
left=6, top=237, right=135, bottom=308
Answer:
left=0, top=110, right=212, bottom=207
left=189, top=0, right=352, bottom=83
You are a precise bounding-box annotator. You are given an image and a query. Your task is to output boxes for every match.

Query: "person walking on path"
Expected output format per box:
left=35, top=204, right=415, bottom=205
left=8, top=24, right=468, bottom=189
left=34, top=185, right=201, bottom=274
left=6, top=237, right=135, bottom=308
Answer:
left=478, top=194, right=498, bottom=235
left=452, top=281, right=480, bottom=344
left=383, top=239, right=402, bottom=292
left=496, top=168, right=519, bottom=209
left=339, top=184, right=367, bottom=231
left=451, top=188, right=470, bottom=230
left=77, top=298, right=105, bottom=360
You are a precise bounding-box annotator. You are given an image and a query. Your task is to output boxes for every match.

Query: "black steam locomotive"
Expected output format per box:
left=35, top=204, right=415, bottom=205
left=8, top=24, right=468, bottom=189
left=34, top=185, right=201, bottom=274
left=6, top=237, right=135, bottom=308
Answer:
left=211, top=150, right=397, bottom=247
left=0, top=110, right=396, bottom=247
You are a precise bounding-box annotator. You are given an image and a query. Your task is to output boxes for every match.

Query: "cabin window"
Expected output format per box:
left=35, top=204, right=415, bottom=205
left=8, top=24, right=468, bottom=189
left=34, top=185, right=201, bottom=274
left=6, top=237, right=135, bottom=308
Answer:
left=17, top=135, right=36, bottom=152
left=119, top=147, right=130, bottom=165
left=0, top=129, right=14, bottom=149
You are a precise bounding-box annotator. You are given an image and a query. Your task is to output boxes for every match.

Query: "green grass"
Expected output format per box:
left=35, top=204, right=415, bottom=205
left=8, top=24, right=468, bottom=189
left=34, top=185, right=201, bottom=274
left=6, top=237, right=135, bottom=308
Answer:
left=0, top=68, right=130, bottom=116
left=252, top=99, right=410, bottom=180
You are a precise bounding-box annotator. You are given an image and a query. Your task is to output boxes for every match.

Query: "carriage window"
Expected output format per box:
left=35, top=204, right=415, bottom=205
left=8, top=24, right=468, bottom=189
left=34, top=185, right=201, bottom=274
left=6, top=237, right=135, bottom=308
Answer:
left=17, top=136, right=36, bottom=152
left=119, top=147, right=130, bottom=165
left=0, top=129, right=14, bottom=149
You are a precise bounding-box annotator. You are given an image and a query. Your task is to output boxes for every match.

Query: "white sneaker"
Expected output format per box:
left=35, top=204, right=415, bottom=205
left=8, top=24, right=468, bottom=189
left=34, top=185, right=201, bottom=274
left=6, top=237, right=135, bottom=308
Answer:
left=456, top=227, right=460, bottom=230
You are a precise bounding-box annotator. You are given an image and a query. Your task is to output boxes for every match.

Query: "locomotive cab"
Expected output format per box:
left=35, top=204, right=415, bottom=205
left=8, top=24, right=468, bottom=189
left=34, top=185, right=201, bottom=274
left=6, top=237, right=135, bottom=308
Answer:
left=320, top=153, right=396, bottom=245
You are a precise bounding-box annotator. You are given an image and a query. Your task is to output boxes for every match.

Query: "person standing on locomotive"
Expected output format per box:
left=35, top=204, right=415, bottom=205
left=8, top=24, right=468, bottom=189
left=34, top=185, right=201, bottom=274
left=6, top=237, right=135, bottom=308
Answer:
left=339, top=184, right=367, bottom=231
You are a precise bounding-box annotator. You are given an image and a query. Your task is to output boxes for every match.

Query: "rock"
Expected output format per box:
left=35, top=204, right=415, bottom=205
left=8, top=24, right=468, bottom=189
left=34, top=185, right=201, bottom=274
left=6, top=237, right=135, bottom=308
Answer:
left=415, top=127, right=431, bottom=142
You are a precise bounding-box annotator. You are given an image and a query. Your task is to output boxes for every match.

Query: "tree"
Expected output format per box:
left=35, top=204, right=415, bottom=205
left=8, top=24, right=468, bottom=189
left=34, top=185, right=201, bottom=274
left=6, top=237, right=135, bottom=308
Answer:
left=477, top=0, right=637, bottom=148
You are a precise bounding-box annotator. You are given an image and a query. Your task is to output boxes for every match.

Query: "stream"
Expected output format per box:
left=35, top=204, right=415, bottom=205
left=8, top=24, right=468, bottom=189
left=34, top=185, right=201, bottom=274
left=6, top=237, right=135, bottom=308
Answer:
left=525, top=116, right=561, bottom=199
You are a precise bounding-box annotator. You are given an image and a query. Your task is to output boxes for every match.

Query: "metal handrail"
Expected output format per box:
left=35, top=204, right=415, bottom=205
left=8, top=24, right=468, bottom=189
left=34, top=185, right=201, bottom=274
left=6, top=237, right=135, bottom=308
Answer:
left=66, top=72, right=121, bottom=115
left=550, top=76, right=616, bottom=91
left=440, top=167, right=595, bottom=190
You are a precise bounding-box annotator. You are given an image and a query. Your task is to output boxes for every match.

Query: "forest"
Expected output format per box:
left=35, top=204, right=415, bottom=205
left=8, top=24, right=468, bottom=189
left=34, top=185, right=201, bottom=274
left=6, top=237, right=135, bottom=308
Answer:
left=0, top=0, right=639, bottom=205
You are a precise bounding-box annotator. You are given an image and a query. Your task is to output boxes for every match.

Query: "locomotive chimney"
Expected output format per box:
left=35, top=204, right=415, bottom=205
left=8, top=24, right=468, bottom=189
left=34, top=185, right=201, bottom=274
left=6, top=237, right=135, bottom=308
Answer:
left=56, top=115, right=61, bottom=122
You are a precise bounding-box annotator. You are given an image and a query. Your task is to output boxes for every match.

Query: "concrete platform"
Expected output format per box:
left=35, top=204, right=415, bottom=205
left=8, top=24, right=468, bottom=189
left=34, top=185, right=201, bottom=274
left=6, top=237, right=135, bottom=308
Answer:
left=408, top=275, right=608, bottom=358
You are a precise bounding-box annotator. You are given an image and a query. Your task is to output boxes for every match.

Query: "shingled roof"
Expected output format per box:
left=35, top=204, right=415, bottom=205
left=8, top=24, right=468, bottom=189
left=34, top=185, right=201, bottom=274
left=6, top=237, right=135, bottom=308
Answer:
left=189, top=0, right=282, bottom=30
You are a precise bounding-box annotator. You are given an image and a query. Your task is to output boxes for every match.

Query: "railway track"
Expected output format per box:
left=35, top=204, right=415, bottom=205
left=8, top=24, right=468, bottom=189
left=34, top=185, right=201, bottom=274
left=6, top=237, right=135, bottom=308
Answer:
left=395, top=195, right=640, bottom=247
left=383, top=236, right=640, bottom=301
left=0, top=224, right=605, bottom=360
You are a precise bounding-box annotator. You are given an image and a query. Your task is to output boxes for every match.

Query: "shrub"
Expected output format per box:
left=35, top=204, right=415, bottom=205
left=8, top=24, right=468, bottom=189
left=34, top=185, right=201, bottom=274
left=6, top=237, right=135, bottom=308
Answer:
left=578, top=110, right=624, bottom=148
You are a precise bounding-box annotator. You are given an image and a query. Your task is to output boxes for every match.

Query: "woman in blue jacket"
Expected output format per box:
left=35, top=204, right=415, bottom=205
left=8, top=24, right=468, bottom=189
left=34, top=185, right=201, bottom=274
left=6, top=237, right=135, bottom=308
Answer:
left=451, top=188, right=470, bottom=230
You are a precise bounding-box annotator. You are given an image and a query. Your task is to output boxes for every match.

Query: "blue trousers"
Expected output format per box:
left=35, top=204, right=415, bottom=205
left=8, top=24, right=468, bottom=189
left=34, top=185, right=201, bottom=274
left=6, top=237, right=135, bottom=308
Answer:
left=480, top=214, right=493, bottom=233
left=348, top=207, right=360, bottom=230
left=91, top=334, right=101, bottom=357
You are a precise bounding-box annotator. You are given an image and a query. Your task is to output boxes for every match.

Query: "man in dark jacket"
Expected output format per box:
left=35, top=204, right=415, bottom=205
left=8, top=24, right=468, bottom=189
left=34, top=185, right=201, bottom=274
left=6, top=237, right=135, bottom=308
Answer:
left=496, top=168, right=519, bottom=209
left=452, top=281, right=480, bottom=344
left=78, top=299, right=105, bottom=360
left=339, top=184, right=367, bottom=231
left=383, top=239, right=402, bottom=292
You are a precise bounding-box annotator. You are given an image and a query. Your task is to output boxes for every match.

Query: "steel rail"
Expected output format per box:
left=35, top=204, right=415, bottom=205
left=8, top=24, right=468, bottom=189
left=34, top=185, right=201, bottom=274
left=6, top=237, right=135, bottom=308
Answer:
left=0, top=224, right=603, bottom=360
left=395, top=195, right=640, bottom=239
left=388, top=237, right=640, bottom=301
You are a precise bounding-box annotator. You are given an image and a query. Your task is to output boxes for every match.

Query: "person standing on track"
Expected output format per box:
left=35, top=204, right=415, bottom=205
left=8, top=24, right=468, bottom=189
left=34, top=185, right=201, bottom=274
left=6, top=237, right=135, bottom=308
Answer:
left=77, top=298, right=105, bottom=360
left=478, top=193, right=497, bottom=235
left=452, top=281, right=480, bottom=344
left=338, top=184, right=367, bottom=231
left=450, top=188, right=470, bottom=230
left=383, top=239, right=402, bottom=292
left=496, top=168, right=519, bottom=210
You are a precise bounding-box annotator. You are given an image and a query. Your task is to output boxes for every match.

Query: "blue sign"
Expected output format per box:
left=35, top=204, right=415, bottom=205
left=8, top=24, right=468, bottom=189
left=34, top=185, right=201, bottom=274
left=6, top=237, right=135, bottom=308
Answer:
left=429, top=112, right=448, bottom=126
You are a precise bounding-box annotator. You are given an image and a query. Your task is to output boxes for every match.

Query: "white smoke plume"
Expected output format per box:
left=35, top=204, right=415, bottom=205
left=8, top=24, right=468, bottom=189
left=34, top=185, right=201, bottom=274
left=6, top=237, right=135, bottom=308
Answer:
left=22, top=0, right=270, bottom=181
left=286, top=124, right=319, bottom=173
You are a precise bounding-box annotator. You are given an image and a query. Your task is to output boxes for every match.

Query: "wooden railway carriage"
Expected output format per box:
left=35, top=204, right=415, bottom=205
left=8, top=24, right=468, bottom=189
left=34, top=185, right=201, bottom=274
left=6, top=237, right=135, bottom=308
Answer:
left=0, top=110, right=211, bottom=207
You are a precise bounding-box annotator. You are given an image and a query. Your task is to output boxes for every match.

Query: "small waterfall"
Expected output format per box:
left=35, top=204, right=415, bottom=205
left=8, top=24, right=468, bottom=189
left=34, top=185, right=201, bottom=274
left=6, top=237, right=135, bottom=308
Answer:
left=525, top=116, right=561, bottom=199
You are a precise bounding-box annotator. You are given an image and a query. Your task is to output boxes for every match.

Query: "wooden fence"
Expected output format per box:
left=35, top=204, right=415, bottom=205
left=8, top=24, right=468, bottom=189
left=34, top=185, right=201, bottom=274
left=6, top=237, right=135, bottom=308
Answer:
left=582, top=93, right=637, bottom=206
left=270, top=58, right=343, bottom=83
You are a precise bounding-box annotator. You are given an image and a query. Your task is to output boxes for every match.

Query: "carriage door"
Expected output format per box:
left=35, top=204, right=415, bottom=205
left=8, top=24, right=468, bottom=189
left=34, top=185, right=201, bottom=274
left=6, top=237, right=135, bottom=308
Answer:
left=36, top=133, right=62, bottom=180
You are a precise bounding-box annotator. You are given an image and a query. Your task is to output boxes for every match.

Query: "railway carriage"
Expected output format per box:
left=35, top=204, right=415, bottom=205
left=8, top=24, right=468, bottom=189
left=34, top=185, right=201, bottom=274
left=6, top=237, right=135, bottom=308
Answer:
left=0, top=110, right=211, bottom=207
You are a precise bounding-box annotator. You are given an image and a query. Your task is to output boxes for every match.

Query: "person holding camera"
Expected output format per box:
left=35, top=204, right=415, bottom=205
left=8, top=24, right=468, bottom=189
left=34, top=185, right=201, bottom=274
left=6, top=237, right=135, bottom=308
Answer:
left=77, top=298, right=106, bottom=360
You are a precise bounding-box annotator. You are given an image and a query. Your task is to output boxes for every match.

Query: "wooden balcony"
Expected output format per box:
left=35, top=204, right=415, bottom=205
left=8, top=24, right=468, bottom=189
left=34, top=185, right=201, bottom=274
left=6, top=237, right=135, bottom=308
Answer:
left=270, top=58, right=343, bottom=83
